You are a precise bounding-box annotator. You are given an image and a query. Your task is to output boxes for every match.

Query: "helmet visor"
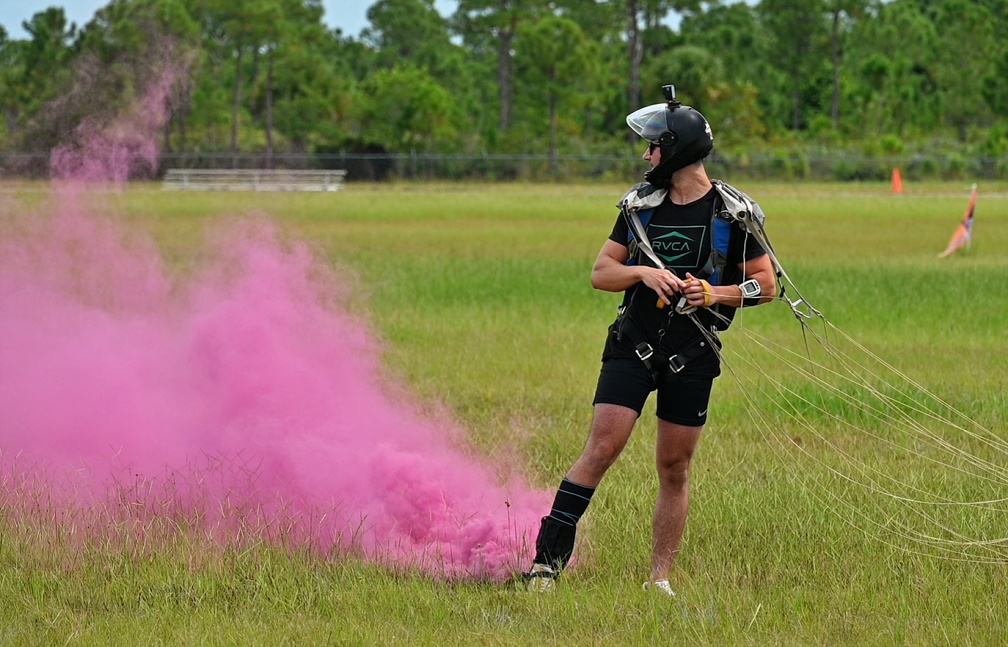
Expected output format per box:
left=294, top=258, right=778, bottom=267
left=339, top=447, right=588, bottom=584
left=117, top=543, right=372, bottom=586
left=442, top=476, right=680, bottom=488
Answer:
left=626, top=103, right=669, bottom=143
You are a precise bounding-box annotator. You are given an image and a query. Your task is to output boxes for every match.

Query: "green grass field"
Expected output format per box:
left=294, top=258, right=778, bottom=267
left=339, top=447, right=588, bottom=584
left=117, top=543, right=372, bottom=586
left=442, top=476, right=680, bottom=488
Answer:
left=2, top=180, right=1007, bottom=645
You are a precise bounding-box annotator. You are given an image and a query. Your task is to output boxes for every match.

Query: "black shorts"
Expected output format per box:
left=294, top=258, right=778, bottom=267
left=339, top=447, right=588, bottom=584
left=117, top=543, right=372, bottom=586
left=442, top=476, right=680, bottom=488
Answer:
left=593, top=354, right=719, bottom=426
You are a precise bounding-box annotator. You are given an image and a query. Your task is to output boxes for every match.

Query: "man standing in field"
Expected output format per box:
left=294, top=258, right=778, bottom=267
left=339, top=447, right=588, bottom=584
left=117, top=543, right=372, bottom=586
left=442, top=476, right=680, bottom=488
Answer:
left=525, top=86, right=777, bottom=596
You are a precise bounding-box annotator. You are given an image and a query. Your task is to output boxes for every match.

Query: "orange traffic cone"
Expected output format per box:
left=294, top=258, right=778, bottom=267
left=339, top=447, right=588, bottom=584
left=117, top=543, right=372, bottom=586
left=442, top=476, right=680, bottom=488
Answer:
left=892, top=167, right=903, bottom=194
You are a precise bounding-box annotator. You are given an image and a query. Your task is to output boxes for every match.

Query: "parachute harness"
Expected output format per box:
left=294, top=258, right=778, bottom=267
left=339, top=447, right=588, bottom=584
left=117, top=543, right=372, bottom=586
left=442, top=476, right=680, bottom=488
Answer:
left=616, top=180, right=778, bottom=382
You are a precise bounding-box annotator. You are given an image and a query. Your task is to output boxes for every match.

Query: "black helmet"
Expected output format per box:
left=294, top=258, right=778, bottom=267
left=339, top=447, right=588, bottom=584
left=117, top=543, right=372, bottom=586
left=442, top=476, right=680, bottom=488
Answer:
left=626, top=85, right=713, bottom=188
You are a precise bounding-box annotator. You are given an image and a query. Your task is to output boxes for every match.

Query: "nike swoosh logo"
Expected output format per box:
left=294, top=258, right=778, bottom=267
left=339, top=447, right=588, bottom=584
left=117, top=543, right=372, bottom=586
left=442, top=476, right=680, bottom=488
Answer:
left=698, top=409, right=708, bottom=417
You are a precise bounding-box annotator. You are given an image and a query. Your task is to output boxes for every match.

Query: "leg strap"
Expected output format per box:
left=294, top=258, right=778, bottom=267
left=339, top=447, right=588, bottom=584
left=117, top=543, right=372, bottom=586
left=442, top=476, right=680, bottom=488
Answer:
left=667, top=334, right=719, bottom=373
left=635, top=342, right=660, bottom=383
left=635, top=334, right=719, bottom=380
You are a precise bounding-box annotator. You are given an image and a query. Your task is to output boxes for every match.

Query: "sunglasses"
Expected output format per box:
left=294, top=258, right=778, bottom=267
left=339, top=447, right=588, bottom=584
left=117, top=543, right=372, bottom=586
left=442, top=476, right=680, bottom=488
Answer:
left=648, top=142, right=660, bottom=153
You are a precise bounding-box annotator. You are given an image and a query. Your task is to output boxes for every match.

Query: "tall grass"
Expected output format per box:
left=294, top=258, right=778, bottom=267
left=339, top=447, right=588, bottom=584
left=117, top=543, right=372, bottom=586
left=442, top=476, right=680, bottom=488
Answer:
left=2, top=180, right=1006, bottom=645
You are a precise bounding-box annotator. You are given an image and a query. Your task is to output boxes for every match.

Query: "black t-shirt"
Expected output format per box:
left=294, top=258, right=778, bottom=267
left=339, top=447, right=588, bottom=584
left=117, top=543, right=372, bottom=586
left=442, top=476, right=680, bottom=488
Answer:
left=606, top=186, right=766, bottom=356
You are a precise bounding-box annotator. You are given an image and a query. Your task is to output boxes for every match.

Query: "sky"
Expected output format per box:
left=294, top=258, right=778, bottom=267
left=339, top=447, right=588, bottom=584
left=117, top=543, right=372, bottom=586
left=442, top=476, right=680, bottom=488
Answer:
left=0, top=0, right=458, bottom=40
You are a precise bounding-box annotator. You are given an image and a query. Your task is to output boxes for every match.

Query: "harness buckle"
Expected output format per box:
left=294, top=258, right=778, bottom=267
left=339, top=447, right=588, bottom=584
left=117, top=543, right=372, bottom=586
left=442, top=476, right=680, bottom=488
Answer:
left=668, top=340, right=707, bottom=374
left=635, top=343, right=654, bottom=362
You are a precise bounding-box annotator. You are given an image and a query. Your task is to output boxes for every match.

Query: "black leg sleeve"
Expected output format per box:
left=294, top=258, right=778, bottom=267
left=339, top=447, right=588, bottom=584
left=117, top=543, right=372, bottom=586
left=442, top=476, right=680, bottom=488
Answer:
left=533, top=515, right=578, bottom=570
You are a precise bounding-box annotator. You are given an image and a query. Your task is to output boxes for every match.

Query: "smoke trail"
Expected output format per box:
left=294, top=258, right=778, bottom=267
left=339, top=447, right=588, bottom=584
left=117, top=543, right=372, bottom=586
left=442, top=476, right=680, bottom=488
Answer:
left=0, top=74, right=548, bottom=581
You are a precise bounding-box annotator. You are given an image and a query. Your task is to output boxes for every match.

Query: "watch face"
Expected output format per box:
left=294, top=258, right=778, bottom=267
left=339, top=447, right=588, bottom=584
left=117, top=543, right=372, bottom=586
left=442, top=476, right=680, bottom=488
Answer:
left=741, top=279, right=760, bottom=298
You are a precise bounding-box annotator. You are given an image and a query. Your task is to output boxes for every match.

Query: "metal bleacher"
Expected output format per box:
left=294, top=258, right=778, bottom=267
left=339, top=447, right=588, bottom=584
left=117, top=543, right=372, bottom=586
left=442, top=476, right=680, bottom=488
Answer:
left=162, top=168, right=346, bottom=192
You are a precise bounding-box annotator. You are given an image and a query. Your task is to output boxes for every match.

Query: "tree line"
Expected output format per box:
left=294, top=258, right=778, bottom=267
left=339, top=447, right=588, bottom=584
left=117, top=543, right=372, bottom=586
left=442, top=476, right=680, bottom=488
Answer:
left=1, top=0, right=1006, bottom=180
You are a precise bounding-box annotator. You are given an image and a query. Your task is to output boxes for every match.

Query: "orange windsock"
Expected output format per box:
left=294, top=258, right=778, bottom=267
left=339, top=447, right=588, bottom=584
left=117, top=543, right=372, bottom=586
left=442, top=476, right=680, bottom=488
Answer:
left=938, top=184, right=978, bottom=258
left=891, top=167, right=903, bottom=194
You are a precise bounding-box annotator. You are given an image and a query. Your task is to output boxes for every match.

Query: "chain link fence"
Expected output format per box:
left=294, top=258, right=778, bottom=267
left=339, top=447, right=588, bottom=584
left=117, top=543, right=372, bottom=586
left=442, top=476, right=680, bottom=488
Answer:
left=2, top=151, right=1006, bottom=183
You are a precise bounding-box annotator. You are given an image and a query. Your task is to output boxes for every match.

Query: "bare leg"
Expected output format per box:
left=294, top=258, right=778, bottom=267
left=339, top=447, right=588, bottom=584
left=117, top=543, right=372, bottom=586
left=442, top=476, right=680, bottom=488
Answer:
left=566, top=403, right=640, bottom=488
left=650, top=419, right=703, bottom=581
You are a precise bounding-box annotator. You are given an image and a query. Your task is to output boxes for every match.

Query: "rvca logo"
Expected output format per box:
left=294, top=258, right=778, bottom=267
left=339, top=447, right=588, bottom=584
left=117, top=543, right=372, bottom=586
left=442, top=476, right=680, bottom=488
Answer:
left=649, top=224, right=706, bottom=268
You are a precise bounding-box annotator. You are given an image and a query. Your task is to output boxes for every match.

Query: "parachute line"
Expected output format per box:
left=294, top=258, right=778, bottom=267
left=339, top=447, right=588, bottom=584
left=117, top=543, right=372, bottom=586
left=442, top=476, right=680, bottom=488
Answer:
left=686, top=202, right=1007, bottom=564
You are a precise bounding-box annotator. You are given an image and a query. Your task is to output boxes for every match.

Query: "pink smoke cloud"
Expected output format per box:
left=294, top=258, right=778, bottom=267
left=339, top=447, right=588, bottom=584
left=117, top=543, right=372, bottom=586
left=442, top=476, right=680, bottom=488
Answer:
left=0, top=201, right=549, bottom=580
left=48, top=66, right=175, bottom=184
left=0, top=71, right=548, bottom=581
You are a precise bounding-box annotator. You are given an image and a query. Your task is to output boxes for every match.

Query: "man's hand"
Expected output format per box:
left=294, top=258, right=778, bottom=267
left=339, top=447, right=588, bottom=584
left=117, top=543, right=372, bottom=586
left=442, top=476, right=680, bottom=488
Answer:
left=681, top=273, right=713, bottom=308
left=641, top=268, right=687, bottom=307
